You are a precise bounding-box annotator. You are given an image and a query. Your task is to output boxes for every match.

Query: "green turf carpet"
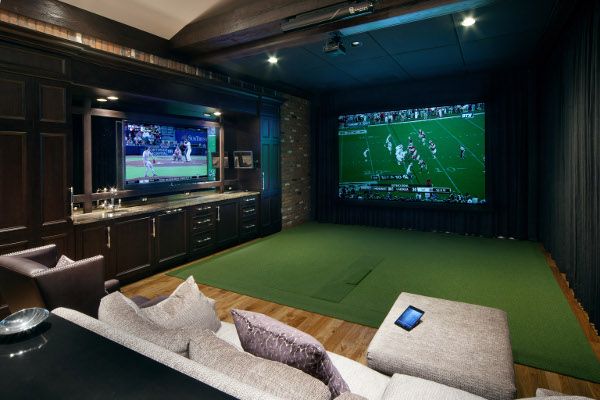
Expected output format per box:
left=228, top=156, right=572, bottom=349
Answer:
left=169, top=222, right=600, bottom=382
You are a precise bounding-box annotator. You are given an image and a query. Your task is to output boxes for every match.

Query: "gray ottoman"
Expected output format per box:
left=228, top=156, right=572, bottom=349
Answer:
left=367, top=293, right=516, bottom=400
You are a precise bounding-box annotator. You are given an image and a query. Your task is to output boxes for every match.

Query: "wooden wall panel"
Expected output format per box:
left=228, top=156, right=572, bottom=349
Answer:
left=0, top=79, right=25, bottom=119
left=0, top=43, right=67, bottom=78
left=0, top=131, right=28, bottom=232
left=40, top=133, right=68, bottom=226
left=0, top=240, right=29, bottom=255
left=40, top=85, right=66, bottom=123
left=41, top=232, right=71, bottom=258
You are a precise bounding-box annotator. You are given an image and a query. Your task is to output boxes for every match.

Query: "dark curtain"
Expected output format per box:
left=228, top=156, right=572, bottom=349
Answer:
left=538, top=0, right=600, bottom=327
left=314, top=71, right=538, bottom=240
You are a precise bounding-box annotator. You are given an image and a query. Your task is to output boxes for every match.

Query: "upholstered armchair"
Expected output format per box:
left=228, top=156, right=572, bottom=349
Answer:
left=0, top=244, right=119, bottom=317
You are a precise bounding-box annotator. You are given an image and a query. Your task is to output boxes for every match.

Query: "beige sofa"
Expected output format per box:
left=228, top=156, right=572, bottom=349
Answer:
left=52, top=308, right=592, bottom=400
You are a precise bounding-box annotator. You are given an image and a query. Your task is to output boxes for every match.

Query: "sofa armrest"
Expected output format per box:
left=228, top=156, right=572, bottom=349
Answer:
left=34, top=255, right=106, bottom=317
left=2, top=244, right=58, bottom=268
left=0, top=256, right=47, bottom=311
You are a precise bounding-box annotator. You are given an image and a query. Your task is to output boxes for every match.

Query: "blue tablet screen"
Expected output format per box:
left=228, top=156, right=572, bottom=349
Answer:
left=395, top=306, right=424, bottom=330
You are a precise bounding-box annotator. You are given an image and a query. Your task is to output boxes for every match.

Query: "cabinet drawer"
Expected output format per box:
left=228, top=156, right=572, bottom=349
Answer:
left=191, top=204, right=215, bottom=217
left=191, top=214, right=215, bottom=231
left=240, top=221, right=258, bottom=237
left=190, top=230, right=215, bottom=251
left=240, top=206, right=257, bottom=219
left=241, top=196, right=257, bottom=204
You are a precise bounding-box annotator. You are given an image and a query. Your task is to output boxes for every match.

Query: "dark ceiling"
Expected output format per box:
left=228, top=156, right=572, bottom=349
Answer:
left=217, top=0, right=558, bottom=93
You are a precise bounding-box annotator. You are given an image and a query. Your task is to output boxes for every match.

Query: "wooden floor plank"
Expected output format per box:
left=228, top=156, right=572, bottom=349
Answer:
left=122, top=244, right=600, bottom=399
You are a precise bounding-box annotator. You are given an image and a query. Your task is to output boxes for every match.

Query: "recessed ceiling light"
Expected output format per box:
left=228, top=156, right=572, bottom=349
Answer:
left=203, top=113, right=212, bottom=117
left=107, top=96, right=119, bottom=100
left=213, top=111, right=222, bottom=116
left=97, top=98, right=107, bottom=102
left=351, top=41, right=362, bottom=47
left=267, top=56, right=278, bottom=64
left=461, top=16, right=476, bottom=27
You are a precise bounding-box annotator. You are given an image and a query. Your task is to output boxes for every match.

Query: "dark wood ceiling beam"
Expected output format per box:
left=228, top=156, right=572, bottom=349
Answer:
left=170, top=0, right=344, bottom=52
left=0, top=0, right=174, bottom=58
left=191, top=0, right=494, bottom=65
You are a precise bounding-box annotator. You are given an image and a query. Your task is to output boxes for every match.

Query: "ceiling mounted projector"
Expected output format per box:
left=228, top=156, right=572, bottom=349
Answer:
left=281, top=1, right=375, bottom=32
left=323, top=35, right=346, bottom=56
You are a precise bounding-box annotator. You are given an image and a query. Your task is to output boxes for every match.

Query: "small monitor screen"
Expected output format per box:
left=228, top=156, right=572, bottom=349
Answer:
left=395, top=306, right=424, bottom=331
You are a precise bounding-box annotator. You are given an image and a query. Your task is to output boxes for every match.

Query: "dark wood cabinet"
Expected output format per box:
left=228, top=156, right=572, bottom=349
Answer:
left=112, top=216, right=154, bottom=280
left=216, top=202, right=239, bottom=248
left=239, top=195, right=259, bottom=240
left=259, top=101, right=282, bottom=236
left=189, top=204, right=216, bottom=257
left=0, top=71, right=73, bottom=257
left=155, top=209, right=188, bottom=268
left=76, top=222, right=114, bottom=277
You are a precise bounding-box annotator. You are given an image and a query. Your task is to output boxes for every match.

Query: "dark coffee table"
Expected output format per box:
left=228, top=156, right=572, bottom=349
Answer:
left=0, top=314, right=235, bottom=399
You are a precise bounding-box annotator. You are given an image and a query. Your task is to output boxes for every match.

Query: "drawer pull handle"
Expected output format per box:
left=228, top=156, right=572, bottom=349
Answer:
left=244, top=224, right=255, bottom=229
left=197, top=237, right=212, bottom=244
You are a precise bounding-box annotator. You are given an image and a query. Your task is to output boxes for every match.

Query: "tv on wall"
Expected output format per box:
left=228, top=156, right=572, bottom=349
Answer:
left=122, top=121, right=218, bottom=187
left=338, top=103, right=486, bottom=205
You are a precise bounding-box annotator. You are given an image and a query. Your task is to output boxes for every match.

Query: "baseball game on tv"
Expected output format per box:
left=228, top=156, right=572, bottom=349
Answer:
left=123, top=121, right=217, bottom=186
left=338, top=103, right=486, bottom=205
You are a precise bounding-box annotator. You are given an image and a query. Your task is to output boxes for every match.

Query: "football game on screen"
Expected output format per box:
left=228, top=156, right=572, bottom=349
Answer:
left=338, top=103, right=485, bottom=204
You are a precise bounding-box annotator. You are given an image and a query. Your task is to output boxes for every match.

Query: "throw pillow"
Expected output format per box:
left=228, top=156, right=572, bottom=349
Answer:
left=55, top=254, right=75, bottom=268
left=140, top=276, right=221, bottom=332
left=98, top=291, right=192, bottom=355
left=189, top=330, right=331, bottom=400
left=231, top=309, right=350, bottom=397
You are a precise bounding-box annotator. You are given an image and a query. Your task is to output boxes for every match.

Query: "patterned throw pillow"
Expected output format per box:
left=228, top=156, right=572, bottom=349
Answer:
left=231, top=309, right=350, bottom=397
left=140, top=276, right=221, bottom=332
left=55, top=254, right=75, bottom=268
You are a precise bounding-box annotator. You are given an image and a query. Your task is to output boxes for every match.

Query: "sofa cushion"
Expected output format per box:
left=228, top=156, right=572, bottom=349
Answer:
left=381, top=374, right=486, bottom=400
left=327, top=352, right=389, bottom=400
left=231, top=309, right=350, bottom=397
left=99, top=291, right=194, bottom=355
left=189, top=330, right=331, bottom=400
left=139, top=276, right=221, bottom=332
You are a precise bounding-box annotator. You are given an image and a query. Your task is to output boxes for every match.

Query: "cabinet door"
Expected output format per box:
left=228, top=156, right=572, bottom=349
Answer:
left=156, top=210, right=188, bottom=268
left=0, top=73, right=31, bottom=251
left=113, top=216, right=153, bottom=281
left=216, top=202, right=239, bottom=248
left=77, top=223, right=114, bottom=279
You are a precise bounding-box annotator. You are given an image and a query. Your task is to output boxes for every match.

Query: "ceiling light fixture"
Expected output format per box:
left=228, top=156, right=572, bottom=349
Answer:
left=203, top=113, right=212, bottom=117
left=213, top=111, right=222, bottom=116
left=107, top=96, right=119, bottom=100
left=461, top=16, right=476, bottom=27
left=267, top=56, right=278, bottom=64
left=351, top=41, right=362, bottom=47
left=97, top=98, right=107, bottom=102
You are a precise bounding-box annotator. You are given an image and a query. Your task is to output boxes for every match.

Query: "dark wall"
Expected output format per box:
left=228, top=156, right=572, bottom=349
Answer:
left=314, top=71, right=538, bottom=240
left=538, top=0, right=599, bottom=327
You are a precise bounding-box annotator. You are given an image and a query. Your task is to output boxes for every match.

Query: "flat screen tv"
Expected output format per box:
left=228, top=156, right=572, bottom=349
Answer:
left=338, top=103, right=486, bottom=205
left=122, top=121, right=217, bottom=186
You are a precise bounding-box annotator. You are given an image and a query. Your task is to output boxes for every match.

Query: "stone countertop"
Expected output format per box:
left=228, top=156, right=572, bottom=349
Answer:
left=71, top=191, right=260, bottom=226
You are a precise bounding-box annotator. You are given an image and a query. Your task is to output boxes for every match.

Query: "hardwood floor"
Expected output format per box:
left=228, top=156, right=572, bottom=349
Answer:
left=122, top=245, right=600, bottom=399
